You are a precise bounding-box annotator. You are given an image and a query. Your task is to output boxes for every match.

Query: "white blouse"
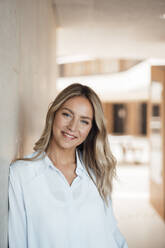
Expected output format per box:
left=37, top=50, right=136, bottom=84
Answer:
left=8, top=150, right=128, bottom=248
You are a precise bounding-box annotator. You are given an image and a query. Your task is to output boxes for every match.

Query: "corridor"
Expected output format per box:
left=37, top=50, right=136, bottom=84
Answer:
left=112, top=165, right=165, bottom=248
left=1, top=1, right=165, bottom=247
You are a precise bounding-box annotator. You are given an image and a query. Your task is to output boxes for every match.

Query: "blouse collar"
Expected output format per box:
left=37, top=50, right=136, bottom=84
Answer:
left=43, top=149, right=88, bottom=177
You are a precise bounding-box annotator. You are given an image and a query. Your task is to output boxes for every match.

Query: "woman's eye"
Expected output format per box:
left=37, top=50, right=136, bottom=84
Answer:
left=62, top=112, right=70, bottom=117
left=81, top=120, right=89, bottom=125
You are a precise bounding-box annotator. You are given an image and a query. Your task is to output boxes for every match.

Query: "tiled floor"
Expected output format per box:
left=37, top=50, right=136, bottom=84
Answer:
left=112, top=165, right=165, bottom=248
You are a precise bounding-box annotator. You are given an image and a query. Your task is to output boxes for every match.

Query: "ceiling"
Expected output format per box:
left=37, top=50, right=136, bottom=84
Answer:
left=53, top=0, right=165, bottom=61
left=57, top=59, right=165, bottom=101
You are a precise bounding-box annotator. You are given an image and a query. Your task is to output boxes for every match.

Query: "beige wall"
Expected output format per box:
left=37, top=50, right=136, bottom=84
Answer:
left=0, top=0, right=57, bottom=247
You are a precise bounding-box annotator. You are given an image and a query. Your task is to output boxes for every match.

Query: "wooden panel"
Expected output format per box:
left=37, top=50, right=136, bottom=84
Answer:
left=126, top=102, right=140, bottom=135
left=102, top=102, right=112, bottom=133
left=149, top=66, right=165, bottom=221
left=151, top=66, right=165, bottom=82
left=150, top=179, right=165, bottom=219
left=162, top=71, right=165, bottom=220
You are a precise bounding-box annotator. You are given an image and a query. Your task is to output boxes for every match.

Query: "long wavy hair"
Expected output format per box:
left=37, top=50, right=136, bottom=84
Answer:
left=13, top=83, right=116, bottom=206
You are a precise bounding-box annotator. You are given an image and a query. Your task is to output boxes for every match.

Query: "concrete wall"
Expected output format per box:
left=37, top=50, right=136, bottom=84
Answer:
left=0, top=0, right=57, bottom=247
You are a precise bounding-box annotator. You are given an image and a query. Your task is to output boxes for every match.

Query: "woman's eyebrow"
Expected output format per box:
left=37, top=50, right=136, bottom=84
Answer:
left=61, top=107, right=74, bottom=114
left=80, top=116, right=92, bottom=120
left=61, top=107, right=92, bottom=120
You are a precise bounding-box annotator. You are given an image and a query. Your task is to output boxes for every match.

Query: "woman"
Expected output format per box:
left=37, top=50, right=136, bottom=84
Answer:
left=8, top=83, right=128, bottom=248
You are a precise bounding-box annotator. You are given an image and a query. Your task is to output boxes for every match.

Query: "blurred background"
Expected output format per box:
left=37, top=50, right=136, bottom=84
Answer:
left=0, top=0, right=165, bottom=247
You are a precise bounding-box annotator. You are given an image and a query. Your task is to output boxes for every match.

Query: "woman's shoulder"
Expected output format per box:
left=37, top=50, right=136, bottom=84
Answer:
left=9, top=151, right=46, bottom=184
left=10, top=151, right=42, bottom=167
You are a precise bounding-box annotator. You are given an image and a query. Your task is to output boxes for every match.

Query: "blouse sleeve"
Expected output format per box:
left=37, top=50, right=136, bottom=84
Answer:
left=8, top=165, right=28, bottom=248
left=106, top=198, right=128, bottom=248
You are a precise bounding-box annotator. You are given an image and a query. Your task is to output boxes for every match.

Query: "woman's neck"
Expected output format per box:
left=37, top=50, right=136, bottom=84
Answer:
left=46, top=143, right=76, bottom=168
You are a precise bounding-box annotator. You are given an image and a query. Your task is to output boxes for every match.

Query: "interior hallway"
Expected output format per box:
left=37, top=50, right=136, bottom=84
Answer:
left=112, top=165, right=165, bottom=248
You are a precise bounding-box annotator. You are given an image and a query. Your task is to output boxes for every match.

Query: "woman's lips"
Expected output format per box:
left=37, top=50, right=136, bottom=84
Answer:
left=61, top=131, right=77, bottom=139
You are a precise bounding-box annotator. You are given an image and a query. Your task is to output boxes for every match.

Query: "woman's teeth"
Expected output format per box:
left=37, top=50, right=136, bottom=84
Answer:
left=63, top=132, right=76, bottom=138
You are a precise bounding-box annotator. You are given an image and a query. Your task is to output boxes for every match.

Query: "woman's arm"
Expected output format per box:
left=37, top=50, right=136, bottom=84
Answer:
left=8, top=165, right=28, bottom=248
left=106, top=198, right=128, bottom=248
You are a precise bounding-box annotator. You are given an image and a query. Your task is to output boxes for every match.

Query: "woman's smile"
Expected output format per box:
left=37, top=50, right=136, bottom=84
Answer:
left=61, top=131, right=77, bottom=140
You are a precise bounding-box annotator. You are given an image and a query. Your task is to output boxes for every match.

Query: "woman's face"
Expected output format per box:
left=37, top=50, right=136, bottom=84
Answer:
left=50, top=96, right=93, bottom=151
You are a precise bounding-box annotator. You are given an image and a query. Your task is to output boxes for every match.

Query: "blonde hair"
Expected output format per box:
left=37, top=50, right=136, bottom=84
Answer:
left=13, top=83, right=116, bottom=206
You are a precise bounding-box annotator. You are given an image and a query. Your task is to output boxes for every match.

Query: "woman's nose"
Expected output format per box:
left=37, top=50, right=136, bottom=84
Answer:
left=67, top=118, right=78, bottom=132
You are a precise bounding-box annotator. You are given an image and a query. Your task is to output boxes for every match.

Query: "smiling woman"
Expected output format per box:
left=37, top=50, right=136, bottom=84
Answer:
left=46, top=96, right=94, bottom=185
left=49, top=96, right=93, bottom=153
left=8, top=83, right=128, bottom=248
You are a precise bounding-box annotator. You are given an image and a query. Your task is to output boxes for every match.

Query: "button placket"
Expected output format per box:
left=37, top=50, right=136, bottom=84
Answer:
left=56, top=169, right=72, bottom=187
left=70, top=175, right=80, bottom=189
left=48, top=164, right=69, bottom=188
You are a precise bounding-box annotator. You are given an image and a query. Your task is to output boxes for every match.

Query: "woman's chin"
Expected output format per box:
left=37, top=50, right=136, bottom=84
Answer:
left=58, top=142, right=78, bottom=150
